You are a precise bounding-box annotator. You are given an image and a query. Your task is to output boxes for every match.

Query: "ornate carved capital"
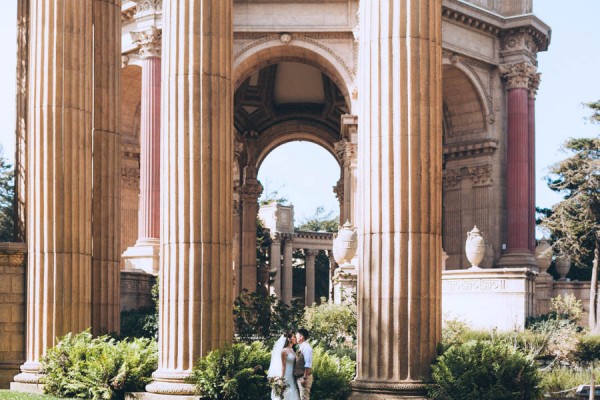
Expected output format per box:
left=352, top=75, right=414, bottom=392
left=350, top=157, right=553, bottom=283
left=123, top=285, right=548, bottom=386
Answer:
left=499, top=62, right=537, bottom=90
left=334, top=140, right=357, bottom=168
left=131, top=26, right=162, bottom=59
left=467, top=164, right=493, bottom=186
left=135, top=0, right=162, bottom=19
left=529, top=72, right=541, bottom=99
left=234, top=137, right=245, bottom=160
left=239, top=181, right=264, bottom=202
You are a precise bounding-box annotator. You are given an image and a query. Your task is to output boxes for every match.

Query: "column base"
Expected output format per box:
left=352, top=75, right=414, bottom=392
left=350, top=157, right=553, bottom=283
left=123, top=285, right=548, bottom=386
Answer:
left=11, top=362, right=44, bottom=394
left=350, top=380, right=430, bottom=399
left=122, top=239, right=160, bottom=275
left=496, top=250, right=538, bottom=272
left=145, top=369, right=196, bottom=396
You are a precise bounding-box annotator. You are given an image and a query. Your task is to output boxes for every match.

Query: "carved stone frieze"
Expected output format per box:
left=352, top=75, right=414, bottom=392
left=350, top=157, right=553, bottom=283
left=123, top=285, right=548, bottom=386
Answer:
left=443, top=163, right=493, bottom=189
left=500, top=31, right=539, bottom=55
left=131, top=26, right=162, bottom=59
left=499, top=61, right=537, bottom=90
left=121, top=166, right=140, bottom=190
left=135, top=0, right=162, bottom=19
left=442, top=278, right=506, bottom=293
left=443, top=139, right=498, bottom=161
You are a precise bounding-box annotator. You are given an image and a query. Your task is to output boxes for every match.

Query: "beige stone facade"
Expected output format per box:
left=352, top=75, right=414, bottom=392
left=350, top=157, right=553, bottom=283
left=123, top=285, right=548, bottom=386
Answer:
left=10, top=0, right=552, bottom=398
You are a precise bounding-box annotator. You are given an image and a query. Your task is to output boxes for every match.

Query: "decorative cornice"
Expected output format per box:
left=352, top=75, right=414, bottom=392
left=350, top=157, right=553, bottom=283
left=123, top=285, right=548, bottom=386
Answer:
left=499, top=61, right=537, bottom=90
left=135, top=0, right=162, bottom=20
left=294, top=231, right=334, bottom=241
left=443, top=139, right=498, bottom=161
left=131, top=26, right=162, bottom=59
left=442, top=6, right=501, bottom=36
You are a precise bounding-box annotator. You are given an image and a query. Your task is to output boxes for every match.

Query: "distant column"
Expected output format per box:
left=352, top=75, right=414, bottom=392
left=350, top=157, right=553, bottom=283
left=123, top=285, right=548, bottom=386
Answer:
left=14, top=0, right=93, bottom=388
left=270, top=235, right=282, bottom=298
left=497, top=62, right=537, bottom=269
left=282, top=237, right=294, bottom=304
left=352, top=0, right=443, bottom=398
left=146, top=0, right=233, bottom=395
left=240, top=176, right=263, bottom=292
left=122, top=26, right=162, bottom=275
left=305, top=250, right=316, bottom=306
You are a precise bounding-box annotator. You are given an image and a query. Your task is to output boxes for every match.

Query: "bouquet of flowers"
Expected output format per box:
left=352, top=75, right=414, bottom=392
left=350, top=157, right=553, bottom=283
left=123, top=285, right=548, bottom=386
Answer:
left=269, top=376, right=288, bottom=397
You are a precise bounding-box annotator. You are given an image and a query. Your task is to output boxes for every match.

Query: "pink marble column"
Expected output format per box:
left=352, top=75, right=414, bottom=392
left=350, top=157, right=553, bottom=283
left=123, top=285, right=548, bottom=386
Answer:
left=498, top=62, right=537, bottom=269
left=122, top=27, right=162, bottom=275
left=528, top=74, right=540, bottom=252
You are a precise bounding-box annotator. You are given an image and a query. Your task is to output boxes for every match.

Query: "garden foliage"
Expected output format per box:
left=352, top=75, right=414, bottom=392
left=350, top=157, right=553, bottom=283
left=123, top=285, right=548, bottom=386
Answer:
left=41, top=331, right=157, bottom=400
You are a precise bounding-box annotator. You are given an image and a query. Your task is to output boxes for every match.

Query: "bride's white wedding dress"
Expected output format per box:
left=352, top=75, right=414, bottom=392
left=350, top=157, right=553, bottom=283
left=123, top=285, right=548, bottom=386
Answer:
left=272, top=350, right=300, bottom=400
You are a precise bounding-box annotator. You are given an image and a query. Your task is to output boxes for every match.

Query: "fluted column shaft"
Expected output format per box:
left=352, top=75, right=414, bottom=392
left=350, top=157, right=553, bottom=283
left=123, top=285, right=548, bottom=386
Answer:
left=353, top=0, right=442, bottom=398
left=270, top=236, right=282, bottom=298
left=91, top=0, right=121, bottom=336
left=15, top=0, right=93, bottom=383
left=527, top=84, right=537, bottom=252
left=305, top=250, right=316, bottom=306
left=282, top=238, right=294, bottom=304
left=138, top=56, right=161, bottom=241
left=506, top=88, right=531, bottom=252
left=147, top=0, right=233, bottom=395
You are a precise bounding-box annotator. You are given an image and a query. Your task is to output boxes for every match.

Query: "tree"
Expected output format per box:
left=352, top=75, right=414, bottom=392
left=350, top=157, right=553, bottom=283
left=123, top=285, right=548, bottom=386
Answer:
left=0, top=146, right=15, bottom=242
left=540, top=103, right=600, bottom=331
left=296, top=206, right=339, bottom=233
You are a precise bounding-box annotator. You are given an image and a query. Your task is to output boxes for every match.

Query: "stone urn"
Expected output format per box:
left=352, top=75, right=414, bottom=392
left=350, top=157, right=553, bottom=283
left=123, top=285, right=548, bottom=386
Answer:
left=535, top=238, right=553, bottom=275
left=465, top=226, right=485, bottom=269
left=333, top=220, right=358, bottom=267
left=556, top=254, right=571, bottom=281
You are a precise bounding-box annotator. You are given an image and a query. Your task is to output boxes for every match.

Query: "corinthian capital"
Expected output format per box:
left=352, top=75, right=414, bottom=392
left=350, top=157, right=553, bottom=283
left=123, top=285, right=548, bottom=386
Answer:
left=499, top=62, right=537, bottom=90
left=334, top=140, right=357, bottom=168
left=131, top=26, right=162, bottom=59
left=529, top=72, right=541, bottom=99
left=239, top=181, right=264, bottom=203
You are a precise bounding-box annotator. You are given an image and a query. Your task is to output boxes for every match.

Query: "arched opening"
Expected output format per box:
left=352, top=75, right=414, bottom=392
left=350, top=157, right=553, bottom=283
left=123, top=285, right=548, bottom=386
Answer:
left=258, top=141, right=341, bottom=305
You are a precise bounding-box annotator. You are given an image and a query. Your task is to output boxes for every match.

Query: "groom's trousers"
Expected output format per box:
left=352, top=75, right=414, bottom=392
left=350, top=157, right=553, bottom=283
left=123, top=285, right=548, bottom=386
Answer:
left=297, top=375, right=313, bottom=400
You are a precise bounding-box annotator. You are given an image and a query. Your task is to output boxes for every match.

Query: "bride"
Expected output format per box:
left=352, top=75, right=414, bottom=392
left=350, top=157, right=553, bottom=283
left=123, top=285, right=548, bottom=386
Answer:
left=267, top=333, right=300, bottom=400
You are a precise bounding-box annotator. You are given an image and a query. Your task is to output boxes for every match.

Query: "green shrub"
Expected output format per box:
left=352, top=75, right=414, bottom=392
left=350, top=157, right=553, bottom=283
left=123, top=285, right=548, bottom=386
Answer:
left=187, top=341, right=272, bottom=400
left=430, top=340, right=543, bottom=400
left=575, top=334, right=600, bottom=364
left=120, top=307, right=158, bottom=339
left=41, top=330, right=157, bottom=400
left=303, top=299, right=356, bottom=353
left=311, top=347, right=356, bottom=400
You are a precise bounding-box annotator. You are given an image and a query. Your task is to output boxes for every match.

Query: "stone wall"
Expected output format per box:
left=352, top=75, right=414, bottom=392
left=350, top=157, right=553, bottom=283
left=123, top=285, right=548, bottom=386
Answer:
left=535, top=274, right=592, bottom=326
left=0, top=243, right=26, bottom=389
left=121, top=271, right=155, bottom=312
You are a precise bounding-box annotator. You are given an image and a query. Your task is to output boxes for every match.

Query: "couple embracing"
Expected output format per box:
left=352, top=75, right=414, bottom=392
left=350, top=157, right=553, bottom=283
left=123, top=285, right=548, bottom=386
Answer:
left=267, top=328, right=313, bottom=400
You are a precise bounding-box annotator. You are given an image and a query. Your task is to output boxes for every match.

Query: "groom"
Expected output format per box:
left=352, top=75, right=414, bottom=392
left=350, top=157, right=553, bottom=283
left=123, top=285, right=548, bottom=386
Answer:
left=294, top=328, right=313, bottom=400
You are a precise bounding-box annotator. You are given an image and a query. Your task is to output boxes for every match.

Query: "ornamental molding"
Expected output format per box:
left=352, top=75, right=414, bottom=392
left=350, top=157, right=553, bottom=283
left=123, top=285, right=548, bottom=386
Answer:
left=334, top=140, right=357, bottom=168
left=135, top=0, right=162, bottom=20
left=239, top=181, right=264, bottom=202
left=443, top=163, right=493, bottom=189
left=529, top=72, right=541, bottom=99
left=499, top=61, right=537, bottom=90
left=442, top=278, right=506, bottom=293
left=333, top=179, right=344, bottom=203
left=443, top=139, right=498, bottom=161
left=499, top=30, right=538, bottom=55
left=131, top=26, right=162, bottom=59
left=121, top=8, right=136, bottom=24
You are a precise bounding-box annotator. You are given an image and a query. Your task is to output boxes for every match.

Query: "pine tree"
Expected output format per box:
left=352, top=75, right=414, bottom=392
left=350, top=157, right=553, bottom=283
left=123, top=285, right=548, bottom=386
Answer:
left=0, top=146, right=15, bottom=242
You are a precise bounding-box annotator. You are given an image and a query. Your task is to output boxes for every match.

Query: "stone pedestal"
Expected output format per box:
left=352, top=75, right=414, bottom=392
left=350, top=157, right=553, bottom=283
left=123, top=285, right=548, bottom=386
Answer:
left=121, top=271, right=156, bottom=312
left=333, top=264, right=357, bottom=305
left=145, top=0, right=234, bottom=395
left=0, top=244, right=26, bottom=390
left=14, top=1, right=94, bottom=390
left=122, top=28, right=162, bottom=276
left=442, top=268, right=536, bottom=331
left=352, top=0, right=442, bottom=397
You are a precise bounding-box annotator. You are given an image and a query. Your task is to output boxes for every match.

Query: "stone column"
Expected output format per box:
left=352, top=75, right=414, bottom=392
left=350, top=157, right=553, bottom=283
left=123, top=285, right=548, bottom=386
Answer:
left=528, top=74, right=540, bottom=252
left=239, top=176, right=263, bottom=292
left=497, top=62, right=537, bottom=269
left=13, top=0, right=93, bottom=388
left=14, top=0, right=29, bottom=242
left=232, top=197, right=242, bottom=299
left=282, top=237, right=294, bottom=304
left=145, top=0, right=233, bottom=395
left=352, top=0, right=442, bottom=398
left=91, top=0, right=121, bottom=336
left=122, top=26, right=162, bottom=275
left=305, top=249, right=316, bottom=306
left=270, top=235, right=282, bottom=298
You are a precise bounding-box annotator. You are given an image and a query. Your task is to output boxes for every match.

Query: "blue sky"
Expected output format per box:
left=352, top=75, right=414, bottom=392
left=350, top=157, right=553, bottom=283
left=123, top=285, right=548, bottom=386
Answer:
left=0, top=1, right=598, bottom=228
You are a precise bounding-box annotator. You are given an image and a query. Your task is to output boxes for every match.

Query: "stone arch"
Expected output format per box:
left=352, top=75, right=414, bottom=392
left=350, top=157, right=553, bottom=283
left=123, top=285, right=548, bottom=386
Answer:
left=233, top=36, right=354, bottom=113
left=442, top=61, right=489, bottom=141
left=255, top=120, right=342, bottom=171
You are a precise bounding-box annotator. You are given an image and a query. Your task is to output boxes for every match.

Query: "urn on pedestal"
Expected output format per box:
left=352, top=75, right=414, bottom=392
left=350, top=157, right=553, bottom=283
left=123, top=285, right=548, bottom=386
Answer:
left=333, top=220, right=358, bottom=267
left=465, top=226, right=486, bottom=270
left=535, top=238, right=553, bottom=276
left=556, top=254, right=571, bottom=281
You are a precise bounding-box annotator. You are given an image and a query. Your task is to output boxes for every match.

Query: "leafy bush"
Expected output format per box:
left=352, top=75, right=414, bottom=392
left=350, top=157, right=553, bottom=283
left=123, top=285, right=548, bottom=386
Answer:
left=119, top=278, right=159, bottom=339
left=529, top=318, right=579, bottom=362
left=41, top=331, right=157, bottom=400
left=575, top=334, right=600, bottom=364
left=310, top=347, right=356, bottom=400
left=551, top=294, right=583, bottom=323
left=430, top=341, right=543, bottom=400
left=303, top=299, right=356, bottom=353
left=187, top=341, right=272, bottom=400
